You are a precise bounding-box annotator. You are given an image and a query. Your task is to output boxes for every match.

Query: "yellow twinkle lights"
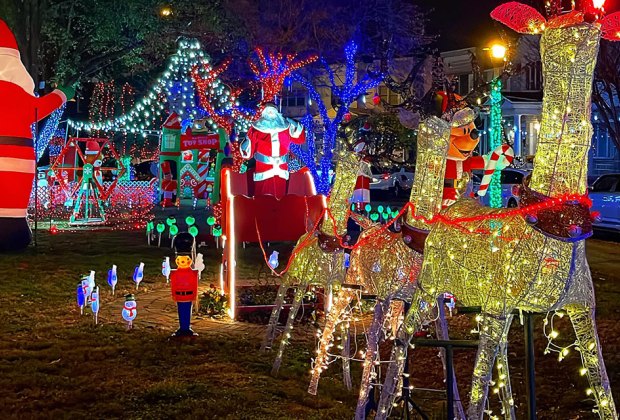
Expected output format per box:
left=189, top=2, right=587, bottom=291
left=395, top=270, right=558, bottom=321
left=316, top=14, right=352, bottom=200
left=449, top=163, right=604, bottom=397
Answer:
left=262, top=150, right=360, bottom=376
left=375, top=20, right=617, bottom=420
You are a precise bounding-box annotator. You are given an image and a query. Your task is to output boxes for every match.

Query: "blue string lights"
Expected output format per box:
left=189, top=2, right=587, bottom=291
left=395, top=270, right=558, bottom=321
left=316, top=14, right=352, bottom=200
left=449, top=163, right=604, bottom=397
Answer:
left=33, top=103, right=66, bottom=162
left=292, top=41, right=383, bottom=194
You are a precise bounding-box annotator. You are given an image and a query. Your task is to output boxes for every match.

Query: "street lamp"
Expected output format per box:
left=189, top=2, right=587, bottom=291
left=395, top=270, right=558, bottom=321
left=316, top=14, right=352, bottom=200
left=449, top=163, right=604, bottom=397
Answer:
left=490, top=43, right=507, bottom=60
left=160, top=6, right=173, bottom=17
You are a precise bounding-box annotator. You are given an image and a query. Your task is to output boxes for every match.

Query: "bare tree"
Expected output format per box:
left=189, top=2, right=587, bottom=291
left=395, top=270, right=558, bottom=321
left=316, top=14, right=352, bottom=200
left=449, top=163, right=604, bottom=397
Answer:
left=592, top=40, right=620, bottom=152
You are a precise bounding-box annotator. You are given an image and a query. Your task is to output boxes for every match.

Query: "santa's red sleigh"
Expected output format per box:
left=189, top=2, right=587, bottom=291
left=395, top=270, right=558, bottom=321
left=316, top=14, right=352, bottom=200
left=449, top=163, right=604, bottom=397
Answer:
left=219, top=165, right=325, bottom=319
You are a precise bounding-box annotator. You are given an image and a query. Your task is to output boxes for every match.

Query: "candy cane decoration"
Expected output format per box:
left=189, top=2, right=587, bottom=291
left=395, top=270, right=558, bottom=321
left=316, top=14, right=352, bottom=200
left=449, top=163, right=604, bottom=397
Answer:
left=477, top=143, right=514, bottom=197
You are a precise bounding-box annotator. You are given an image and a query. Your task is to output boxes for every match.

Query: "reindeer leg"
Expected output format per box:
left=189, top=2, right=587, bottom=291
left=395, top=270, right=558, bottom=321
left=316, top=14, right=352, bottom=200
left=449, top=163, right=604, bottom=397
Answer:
left=434, top=297, right=466, bottom=420
left=308, top=289, right=355, bottom=395
left=355, top=298, right=392, bottom=420
left=262, top=281, right=289, bottom=352
left=375, top=292, right=425, bottom=420
left=341, top=322, right=352, bottom=391
left=468, top=315, right=506, bottom=420
left=565, top=303, right=617, bottom=419
left=272, top=280, right=307, bottom=376
left=496, top=314, right=516, bottom=420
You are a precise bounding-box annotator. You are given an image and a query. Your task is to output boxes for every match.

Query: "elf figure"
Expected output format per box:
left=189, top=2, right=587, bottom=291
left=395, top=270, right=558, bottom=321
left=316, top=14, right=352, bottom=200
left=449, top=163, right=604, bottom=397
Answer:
left=240, top=103, right=305, bottom=199
left=169, top=232, right=199, bottom=337
left=160, top=161, right=177, bottom=207
left=0, top=19, right=74, bottom=251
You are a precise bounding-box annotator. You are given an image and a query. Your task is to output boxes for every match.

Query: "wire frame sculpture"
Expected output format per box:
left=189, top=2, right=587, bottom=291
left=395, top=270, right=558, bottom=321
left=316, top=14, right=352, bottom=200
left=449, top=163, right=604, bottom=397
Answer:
left=375, top=10, right=618, bottom=420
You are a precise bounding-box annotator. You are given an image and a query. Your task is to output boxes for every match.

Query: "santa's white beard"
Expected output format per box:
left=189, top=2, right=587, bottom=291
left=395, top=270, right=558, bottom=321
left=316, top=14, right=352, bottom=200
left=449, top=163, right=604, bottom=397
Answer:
left=253, top=112, right=288, bottom=133
left=0, top=54, right=36, bottom=95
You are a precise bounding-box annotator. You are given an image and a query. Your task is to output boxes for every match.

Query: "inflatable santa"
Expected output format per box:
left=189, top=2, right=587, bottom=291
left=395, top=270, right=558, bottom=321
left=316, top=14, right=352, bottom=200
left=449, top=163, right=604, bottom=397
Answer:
left=0, top=19, right=74, bottom=251
left=240, top=103, right=305, bottom=199
left=160, top=161, right=178, bottom=207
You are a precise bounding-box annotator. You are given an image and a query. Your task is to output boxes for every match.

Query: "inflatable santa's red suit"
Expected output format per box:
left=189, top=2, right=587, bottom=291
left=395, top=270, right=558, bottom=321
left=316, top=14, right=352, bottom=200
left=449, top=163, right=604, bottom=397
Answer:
left=0, top=19, right=74, bottom=252
left=240, top=103, right=305, bottom=199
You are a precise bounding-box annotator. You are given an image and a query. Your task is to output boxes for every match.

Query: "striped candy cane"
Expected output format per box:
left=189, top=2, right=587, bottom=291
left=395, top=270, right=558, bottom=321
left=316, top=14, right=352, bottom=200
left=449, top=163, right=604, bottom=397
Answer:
left=477, top=143, right=514, bottom=197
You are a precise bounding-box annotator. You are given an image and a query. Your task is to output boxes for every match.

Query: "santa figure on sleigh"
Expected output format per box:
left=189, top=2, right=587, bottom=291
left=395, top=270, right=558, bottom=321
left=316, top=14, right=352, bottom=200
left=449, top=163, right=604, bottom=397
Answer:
left=240, top=103, right=305, bottom=199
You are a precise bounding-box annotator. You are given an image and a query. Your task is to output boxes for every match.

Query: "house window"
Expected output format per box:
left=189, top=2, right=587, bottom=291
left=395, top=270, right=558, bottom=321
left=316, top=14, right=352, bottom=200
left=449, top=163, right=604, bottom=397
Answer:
left=526, top=61, right=542, bottom=91
left=282, top=90, right=306, bottom=108
left=458, top=74, right=470, bottom=96
left=378, top=85, right=401, bottom=105
left=163, top=133, right=176, bottom=150
left=594, top=124, right=612, bottom=158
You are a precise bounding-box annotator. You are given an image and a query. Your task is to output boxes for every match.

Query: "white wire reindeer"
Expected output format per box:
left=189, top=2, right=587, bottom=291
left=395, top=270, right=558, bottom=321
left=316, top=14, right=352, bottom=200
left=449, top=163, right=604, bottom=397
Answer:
left=376, top=6, right=619, bottom=419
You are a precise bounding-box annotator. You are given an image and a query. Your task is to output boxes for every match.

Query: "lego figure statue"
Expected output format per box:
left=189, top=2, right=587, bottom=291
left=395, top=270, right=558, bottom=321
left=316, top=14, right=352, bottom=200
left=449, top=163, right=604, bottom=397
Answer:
left=169, top=232, right=199, bottom=337
left=240, top=103, right=305, bottom=199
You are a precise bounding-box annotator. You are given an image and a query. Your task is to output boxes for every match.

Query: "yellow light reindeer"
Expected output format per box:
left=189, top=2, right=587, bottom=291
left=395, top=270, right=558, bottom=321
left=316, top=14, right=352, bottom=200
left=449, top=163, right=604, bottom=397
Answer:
left=262, top=149, right=361, bottom=377
left=376, top=4, right=620, bottom=419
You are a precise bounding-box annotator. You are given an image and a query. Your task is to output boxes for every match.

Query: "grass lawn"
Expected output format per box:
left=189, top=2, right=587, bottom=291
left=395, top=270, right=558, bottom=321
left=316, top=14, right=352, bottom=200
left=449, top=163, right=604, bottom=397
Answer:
left=0, top=230, right=619, bottom=418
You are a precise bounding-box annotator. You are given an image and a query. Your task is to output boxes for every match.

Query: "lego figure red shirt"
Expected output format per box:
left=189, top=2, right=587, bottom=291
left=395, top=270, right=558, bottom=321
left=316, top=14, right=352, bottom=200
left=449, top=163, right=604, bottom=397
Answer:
left=170, top=266, right=198, bottom=302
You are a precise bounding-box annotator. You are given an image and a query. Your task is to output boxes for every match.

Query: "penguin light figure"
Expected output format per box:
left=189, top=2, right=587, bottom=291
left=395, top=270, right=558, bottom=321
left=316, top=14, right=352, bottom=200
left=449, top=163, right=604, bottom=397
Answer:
left=77, top=282, right=85, bottom=315
left=107, top=265, right=118, bottom=295
left=133, top=263, right=144, bottom=290
left=91, top=286, right=100, bottom=324
left=162, top=257, right=171, bottom=284
left=122, top=294, right=137, bottom=329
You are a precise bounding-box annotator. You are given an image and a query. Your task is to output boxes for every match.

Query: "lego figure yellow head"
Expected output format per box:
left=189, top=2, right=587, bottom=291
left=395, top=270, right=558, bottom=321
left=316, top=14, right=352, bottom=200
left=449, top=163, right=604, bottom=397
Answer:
left=175, top=254, right=192, bottom=269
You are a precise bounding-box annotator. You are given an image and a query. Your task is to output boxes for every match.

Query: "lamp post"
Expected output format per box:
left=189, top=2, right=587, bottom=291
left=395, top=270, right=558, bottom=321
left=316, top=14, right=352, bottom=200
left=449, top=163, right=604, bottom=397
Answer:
left=487, top=42, right=507, bottom=208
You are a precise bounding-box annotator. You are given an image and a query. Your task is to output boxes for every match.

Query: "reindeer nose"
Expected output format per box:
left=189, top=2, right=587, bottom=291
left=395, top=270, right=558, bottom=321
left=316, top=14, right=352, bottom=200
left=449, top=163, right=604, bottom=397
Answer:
left=470, top=129, right=479, bottom=140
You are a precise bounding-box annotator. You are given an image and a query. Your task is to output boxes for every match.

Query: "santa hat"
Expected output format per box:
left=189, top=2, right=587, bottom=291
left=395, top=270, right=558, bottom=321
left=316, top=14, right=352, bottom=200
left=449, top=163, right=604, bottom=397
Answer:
left=85, top=141, right=101, bottom=156
left=0, top=19, right=19, bottom=58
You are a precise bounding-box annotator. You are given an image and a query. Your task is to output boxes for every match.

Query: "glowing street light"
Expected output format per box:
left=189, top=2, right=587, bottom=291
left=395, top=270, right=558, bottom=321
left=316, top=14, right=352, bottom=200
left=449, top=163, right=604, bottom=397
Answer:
left=160, top=6, right=173, bottom=17
left=490, top=43, right=507, bottom=60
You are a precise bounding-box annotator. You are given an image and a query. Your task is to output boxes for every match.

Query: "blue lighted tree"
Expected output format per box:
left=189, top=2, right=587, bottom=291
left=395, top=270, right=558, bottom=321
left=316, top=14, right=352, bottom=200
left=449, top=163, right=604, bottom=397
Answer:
left=291, top=41, right=383, bottom=194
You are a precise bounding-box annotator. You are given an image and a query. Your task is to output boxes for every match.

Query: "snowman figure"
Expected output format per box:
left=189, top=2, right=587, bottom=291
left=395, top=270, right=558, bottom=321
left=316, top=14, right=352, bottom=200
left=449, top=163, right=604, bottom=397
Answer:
left=122, top=294, right=137, bottom=329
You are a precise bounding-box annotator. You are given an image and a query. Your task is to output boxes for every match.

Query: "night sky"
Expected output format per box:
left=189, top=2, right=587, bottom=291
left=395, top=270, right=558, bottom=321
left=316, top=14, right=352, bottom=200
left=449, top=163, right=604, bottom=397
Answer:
left=420, top=0, right=507, bottom=50
left=421, top=0, right=620, bottom=50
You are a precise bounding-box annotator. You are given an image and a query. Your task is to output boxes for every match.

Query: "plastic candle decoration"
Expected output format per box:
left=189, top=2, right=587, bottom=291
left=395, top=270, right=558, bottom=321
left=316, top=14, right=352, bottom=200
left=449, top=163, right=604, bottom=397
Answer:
left=77, top=282, right=85, bottom=315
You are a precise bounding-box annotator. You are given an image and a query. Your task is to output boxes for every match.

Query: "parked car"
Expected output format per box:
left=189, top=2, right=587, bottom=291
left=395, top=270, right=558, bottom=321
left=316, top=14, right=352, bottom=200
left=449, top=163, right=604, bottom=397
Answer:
left=391, top=168, right=415, bottom=197
left=370, top=166, right=395, bottom=195
left=589, top=173, right=620, bottom=231
left=473, top=168, right=530, bottom=208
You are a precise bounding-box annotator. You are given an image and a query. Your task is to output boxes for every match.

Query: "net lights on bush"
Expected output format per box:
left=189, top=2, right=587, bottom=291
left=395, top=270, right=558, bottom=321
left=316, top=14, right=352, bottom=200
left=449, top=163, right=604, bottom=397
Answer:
left=33, top=103, right=66, bottom=161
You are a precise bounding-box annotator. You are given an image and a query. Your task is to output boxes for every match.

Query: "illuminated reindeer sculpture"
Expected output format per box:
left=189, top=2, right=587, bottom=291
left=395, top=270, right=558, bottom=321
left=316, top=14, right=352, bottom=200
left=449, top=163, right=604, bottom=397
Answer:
left=307, top=117, right=468, bottom=420
left=376, top=3, right=620, bottom=419
left=262, top=150, right=361, bottom=377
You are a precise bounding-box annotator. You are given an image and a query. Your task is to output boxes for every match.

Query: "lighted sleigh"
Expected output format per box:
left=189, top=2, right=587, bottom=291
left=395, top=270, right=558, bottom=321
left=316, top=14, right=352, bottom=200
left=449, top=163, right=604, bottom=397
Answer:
left=219, top=165, right=325, bottom=319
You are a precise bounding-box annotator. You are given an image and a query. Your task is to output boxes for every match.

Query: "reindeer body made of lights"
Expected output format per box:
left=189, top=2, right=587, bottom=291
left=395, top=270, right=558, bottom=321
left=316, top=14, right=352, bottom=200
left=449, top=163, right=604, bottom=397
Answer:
left=261, top=150, right=361, bottom=381
left=376, top=3, right=620, bottom=419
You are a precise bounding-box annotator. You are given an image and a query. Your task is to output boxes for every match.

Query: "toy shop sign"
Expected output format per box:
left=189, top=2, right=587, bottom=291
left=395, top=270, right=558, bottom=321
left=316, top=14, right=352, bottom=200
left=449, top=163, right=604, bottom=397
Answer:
left=180, top=133, right=219, bottom=151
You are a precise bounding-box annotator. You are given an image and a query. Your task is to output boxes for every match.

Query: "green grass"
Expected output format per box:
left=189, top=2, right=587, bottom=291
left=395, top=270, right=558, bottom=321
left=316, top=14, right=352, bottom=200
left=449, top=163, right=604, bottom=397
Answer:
left=1, top=231, right=619, bottom=418
left=0, top=231, right=356, bottom=419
